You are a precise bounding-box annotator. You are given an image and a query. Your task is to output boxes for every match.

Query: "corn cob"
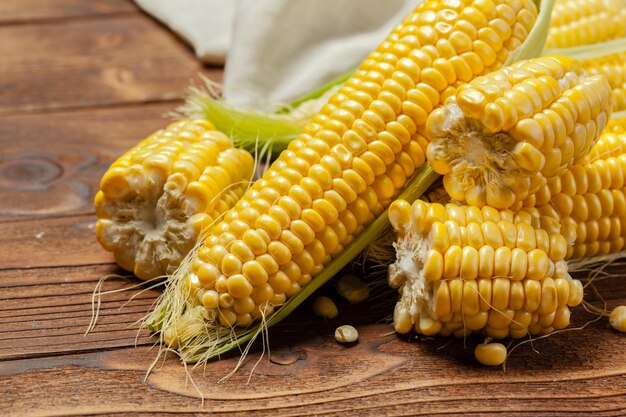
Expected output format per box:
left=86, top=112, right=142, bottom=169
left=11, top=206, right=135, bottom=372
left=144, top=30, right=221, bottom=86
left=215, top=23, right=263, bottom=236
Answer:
left=606, top=116, right=626, bottom=133
left=523, top=120, right=626, bottom=259
left=95, top=120, right=254, bottom=280
left=545, top=0, right=626, bottom=49
left=388, top=199, right=583, bottom=339
left=426, top=55, right=613, bottom=209
left=153, top=0, right=541, bottom=348
left=582, top=52, right=626, bottom=112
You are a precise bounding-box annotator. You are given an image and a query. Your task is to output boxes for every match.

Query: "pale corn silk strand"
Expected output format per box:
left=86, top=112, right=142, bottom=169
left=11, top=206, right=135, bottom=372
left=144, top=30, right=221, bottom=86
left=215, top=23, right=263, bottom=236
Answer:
left=143, top=1, right=551, bottom=370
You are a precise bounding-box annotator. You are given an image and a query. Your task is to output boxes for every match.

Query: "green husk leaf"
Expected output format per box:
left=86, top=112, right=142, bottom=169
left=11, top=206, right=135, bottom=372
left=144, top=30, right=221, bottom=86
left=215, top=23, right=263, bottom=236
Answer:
left=176, top=72, right=351, bottom=157
left=542, top=37, right=626, bottom=60
left=286, top=71, right=353, bottom=109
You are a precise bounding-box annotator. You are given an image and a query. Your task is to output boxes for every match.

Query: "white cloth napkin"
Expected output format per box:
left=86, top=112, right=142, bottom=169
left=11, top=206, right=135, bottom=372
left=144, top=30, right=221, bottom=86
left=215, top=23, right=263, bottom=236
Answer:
left=134, top=0, right=416, bottom=107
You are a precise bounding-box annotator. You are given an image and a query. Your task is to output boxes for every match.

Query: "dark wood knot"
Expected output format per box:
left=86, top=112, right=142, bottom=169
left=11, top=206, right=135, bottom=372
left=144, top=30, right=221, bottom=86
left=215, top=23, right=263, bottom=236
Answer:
left=0, top=155, right=63, bottom=189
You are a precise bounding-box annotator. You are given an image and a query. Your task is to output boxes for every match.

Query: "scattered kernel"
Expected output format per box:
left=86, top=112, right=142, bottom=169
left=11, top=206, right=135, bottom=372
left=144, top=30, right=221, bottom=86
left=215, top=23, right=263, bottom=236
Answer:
left=474, top=342, right=507, bottom=366
left=335, top=325, right=359, bottom=343
left=609, top=306, right=626, bottom=333
left=335, top=274, right=370, bottom=304
left=313, top=296, right=339, bottom=319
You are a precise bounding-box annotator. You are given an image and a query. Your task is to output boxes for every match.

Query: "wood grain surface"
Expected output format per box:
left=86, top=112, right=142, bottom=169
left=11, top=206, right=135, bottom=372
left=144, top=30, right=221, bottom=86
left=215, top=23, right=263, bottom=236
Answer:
left=0, top=1, right=625, bottom=416
left=0, top=14, right=219, bottom=113
left=0, top=103, right=177, bottom=219
left=0, top=0, right=136, bottom=23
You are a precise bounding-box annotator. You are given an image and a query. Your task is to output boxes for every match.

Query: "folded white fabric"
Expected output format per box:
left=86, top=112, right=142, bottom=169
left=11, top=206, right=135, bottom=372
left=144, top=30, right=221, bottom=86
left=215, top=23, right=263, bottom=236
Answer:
left=134, top=0, right=236, bottom=65
left=134, top=0, right=416, bottom=108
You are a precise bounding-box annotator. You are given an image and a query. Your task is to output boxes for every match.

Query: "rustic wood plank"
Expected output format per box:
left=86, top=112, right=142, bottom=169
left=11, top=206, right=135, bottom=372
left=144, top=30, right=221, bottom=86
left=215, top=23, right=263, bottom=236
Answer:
left=0, top=1, right=624, bottom=416
left=0, top=258, right=624, bottom=365
left=0, top=214, right=109, bottom=268
left=0, top=0, right=137, bottom=23
left=0, top=265, right=158, bottom=361
left=0, top=316, right=625, bottom=417
left=0, top=15, right=220, bottom=113
left=0, top=103, right=179, bottom=220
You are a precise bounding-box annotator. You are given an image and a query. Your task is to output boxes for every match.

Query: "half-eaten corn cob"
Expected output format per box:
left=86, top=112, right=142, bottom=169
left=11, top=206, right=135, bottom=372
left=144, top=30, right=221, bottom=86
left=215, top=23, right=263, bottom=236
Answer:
left=95, top=120, right=254, bottom=280
left=388, top=200, right=583, bottom=339
left=426, top=55, right=612, bottom=209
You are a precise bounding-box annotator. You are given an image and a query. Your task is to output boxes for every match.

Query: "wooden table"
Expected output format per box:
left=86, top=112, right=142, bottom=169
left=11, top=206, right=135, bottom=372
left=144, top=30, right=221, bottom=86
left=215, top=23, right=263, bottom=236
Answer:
left=1, top=1, right=625, bottom=416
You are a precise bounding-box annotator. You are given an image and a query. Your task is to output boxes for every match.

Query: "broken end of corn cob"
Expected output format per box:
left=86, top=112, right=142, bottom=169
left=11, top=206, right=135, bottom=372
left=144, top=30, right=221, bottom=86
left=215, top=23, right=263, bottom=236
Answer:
left=426, top=55, right=612, bottom=209
left=387, top=199, right=583, bottom=339
left=95, top=120, right=254, bottom=280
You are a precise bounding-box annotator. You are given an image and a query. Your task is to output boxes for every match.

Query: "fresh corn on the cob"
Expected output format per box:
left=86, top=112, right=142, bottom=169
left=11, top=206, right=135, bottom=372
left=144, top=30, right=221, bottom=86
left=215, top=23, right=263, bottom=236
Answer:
left=388, top=199, right=583, bottom=339
left=582, top=52, right=626, bottom=112
left=95, top=120, right=254, bottom=280
left=426, top=55, right=612, bottom=209
left=545, top=0, right=626, bottom=49
left=523, top=119, right=626, bottom=259
left=154, top=0, right=540, bottom=346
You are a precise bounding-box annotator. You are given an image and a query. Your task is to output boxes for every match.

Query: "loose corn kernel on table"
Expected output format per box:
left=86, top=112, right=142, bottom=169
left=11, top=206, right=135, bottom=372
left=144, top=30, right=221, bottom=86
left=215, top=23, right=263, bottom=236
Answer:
left=0, top=1, right=625, bottom=415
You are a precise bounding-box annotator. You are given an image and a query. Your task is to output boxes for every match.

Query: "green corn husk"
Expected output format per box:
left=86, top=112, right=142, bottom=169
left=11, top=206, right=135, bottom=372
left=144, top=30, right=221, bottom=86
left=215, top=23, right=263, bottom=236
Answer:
left=176, top=72, right=352, bottom=158
left=542, top=37, right=626, bottom=60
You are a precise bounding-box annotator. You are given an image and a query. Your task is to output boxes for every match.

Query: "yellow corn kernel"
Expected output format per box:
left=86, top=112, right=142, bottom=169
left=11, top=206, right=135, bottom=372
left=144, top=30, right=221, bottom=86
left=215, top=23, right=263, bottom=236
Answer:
left=474, top=342, right=507, bottom=366
left=312, top=296, right=339, bottom=319
left=335, top=274, right=370, bottom=304
left=609, top=305, right=626, bottom=332
left=335, top=325, right=359, bottom=343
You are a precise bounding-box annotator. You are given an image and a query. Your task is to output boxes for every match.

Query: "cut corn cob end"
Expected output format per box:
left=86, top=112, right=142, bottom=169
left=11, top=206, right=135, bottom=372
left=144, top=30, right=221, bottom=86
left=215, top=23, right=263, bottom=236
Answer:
left=388, top=199, right=583, bottom=339
left=95, top=120, right=254, bottom=280
left=426, top=55, right=612, bottom=209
